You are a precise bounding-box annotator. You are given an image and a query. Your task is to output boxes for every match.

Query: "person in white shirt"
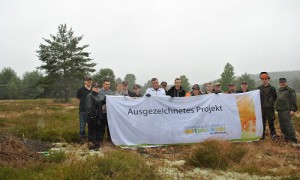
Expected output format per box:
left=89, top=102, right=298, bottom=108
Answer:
left=145, top=78, right=166, bottom=97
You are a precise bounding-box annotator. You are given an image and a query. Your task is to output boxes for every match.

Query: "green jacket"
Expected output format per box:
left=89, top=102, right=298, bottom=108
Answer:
left=275, top=86, right=298, bottom=112
left=258, top=84, right=277, bottom=108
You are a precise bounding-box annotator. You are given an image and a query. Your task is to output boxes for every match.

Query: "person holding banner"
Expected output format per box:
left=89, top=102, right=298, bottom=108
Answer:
left=114, top=82, right=125, bottom=96
left=213, top=82, right=223, bottom=94
left=226, top=83, right=237, bottom=94
left=167, top=77, right=186, bottom=97
left=237, top=81, right=249, bottom=93
left=99, top=79, right=114, bottom=143
left=275, top=78, right=298, bottom=144
left=130, top=84, right=143, bottom=97
left=185, top=84, right=202, bottom=96
left=85, top=83, right=103, bottom=150
left=204, top=82, right=214, bottom=94
left=257, top=72, right=277, bottom=140
left=145, top=78, right=166, bottom=96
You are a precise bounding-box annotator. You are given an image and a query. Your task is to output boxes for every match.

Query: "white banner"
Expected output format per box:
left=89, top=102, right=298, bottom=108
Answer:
left=106, top=90, right=263, bottom=146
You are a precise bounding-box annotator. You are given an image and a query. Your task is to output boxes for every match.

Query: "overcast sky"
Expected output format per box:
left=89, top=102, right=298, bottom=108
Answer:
left=0, top=0, right=299, bottom=85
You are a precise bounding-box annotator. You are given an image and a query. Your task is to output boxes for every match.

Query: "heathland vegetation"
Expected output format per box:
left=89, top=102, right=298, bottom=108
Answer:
left=0, top=98, right=299, bottom=179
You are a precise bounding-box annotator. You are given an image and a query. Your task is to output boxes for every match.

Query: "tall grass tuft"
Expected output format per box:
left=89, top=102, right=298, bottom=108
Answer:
left=187, top=139, right=249, bottom=170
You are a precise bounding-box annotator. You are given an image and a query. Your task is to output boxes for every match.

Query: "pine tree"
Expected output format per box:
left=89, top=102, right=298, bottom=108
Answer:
left=36, top=24, right=96, bottom=102
left=220, top=63, right=235, bottom=91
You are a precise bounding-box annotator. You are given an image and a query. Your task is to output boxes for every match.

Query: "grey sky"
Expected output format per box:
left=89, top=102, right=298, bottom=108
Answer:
left=0, top=0, right=299, bottom=85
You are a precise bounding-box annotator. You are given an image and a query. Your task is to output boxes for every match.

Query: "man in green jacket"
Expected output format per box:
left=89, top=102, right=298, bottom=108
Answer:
left=275, top=78, right=298, bottom=144
left=257, top=72, right=277, bottom=140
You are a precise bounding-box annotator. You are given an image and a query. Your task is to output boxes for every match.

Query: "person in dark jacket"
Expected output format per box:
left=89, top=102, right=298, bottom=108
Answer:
left=257, top=72, right=277, bottom=140
left=130, top=84, right=143, bottom=97
left=76, top=76, right=92, bottom=143
left=236, top=81, right=249, bottom=93
left=85, top=82, right=103, bottom=150
left=167, top=78, right=186, bottom=97
left=275, top=78, right=298, bottom=143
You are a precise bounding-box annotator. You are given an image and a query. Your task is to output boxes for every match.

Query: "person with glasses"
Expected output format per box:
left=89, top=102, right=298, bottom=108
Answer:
left=257, top=72, right=278, bottom=140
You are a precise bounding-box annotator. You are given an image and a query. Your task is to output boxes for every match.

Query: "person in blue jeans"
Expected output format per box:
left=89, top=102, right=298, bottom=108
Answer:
left=76, top=76, right=92, bottom=143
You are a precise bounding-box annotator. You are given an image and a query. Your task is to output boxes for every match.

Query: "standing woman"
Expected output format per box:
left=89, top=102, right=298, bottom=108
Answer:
left=85, top=82, right=103, bottom=150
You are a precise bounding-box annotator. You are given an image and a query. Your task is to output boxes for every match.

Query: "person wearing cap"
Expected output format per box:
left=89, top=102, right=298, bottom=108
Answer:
left=98, top=78, right=114, bottom=143
left=160, top=81, right=168, bottom=94
left=275, top=78, right=298, bottom=144
left=257, top=72, right=278, bottom=140
left=145, top=78, right=166, bottom=96
left=236, top=81, right=249, bottom=93
left=204, top=82, right=214, bottom=94
left=122, top=81, right=133, bottom=96
left=186, top=84, right=202, bottom=96
left=130, top=84, right=143, bottom=97
left=76, top=76, right=92, bottom=143
left=226, top=83, right=237, bottom=94
left=167, top=78, right=186, bottom=97
left=213, top=82, right=223, bottom=94
left=85, top=82, right=103, bottom=150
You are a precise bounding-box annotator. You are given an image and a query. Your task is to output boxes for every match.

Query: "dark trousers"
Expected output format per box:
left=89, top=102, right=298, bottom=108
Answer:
left=87, top=118, right=102, bottom=143
left=261, top=107, right=276, bottom=137
left=278, top=111, right=297, bottom=143
left=100, top=113, right=111, bottom=141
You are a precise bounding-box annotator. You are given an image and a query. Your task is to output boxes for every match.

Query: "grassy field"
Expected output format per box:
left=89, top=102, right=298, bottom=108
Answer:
left=0, top=98, right=299, bottom=179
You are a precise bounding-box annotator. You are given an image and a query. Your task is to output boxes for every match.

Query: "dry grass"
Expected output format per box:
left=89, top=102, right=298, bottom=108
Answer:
left=0, top=98, right=299, bottom=179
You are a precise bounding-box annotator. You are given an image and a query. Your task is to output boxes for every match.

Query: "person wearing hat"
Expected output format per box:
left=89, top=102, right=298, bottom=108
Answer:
left=185, top=84, right=202, bottom=96
left=76, top=76, right=92, bottom=143
left=275, top=78, right=298, bottom=144
left=122, top=81, right=133, bottom=96
left=167, top=77, right=186, bottom=97
left=236, top=81, right=249, bottom=93
left=85, top=82, right=103, bottom=150
left=130, top=84, right=143, bottom=97
left=213, top=82, right=223, bottom=94
left=160, top=81, right=168, bottom=94
left=226, top=83, right=237, bottom=94
left=257, top=72, right=278, bottom=140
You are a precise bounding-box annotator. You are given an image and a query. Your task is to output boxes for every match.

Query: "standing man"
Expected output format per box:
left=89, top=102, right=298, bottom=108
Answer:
left=205, top=82, right=214, bottom=94
left=99, top=79, right=114, bottom=143
left=160, top=81, right=168, bottom=94
left=130, top=84, right=143, bottom=97
left=122, top=81, right=133, bottom=96
left=257, top=72, right=277, bottom=140
left=213, top=82, right=223, bottom=94
left=275, top=78, right=298, bottom=144
left=167, top=78, right=186, bottom=97
left=236, top=81, right=249, bottom=93
left=186, top=84, right=202, bottom=96
left=145, top=78, right=166, bottom=96
left=226, top=83, right=237, bottom=94
left=76, top=76, right=92, bottom=143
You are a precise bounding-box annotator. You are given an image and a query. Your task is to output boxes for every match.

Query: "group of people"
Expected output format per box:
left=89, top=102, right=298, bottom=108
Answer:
left=76, top=72, right=298, bottom=150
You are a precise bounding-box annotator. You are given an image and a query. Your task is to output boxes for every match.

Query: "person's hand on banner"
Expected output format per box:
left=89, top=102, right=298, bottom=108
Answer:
left=145, top=94, right=151, bottom=97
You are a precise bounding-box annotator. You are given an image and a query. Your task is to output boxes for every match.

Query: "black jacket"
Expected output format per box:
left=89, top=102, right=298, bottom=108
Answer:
left=85, top=91, right=104, bottom=120
left=167, top=86, right=186, bottom=97
left=257, top=84, right=277, bottom=108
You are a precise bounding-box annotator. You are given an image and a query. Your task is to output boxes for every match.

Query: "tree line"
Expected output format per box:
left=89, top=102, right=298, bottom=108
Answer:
left=1, top=24, right=299, bottom=101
